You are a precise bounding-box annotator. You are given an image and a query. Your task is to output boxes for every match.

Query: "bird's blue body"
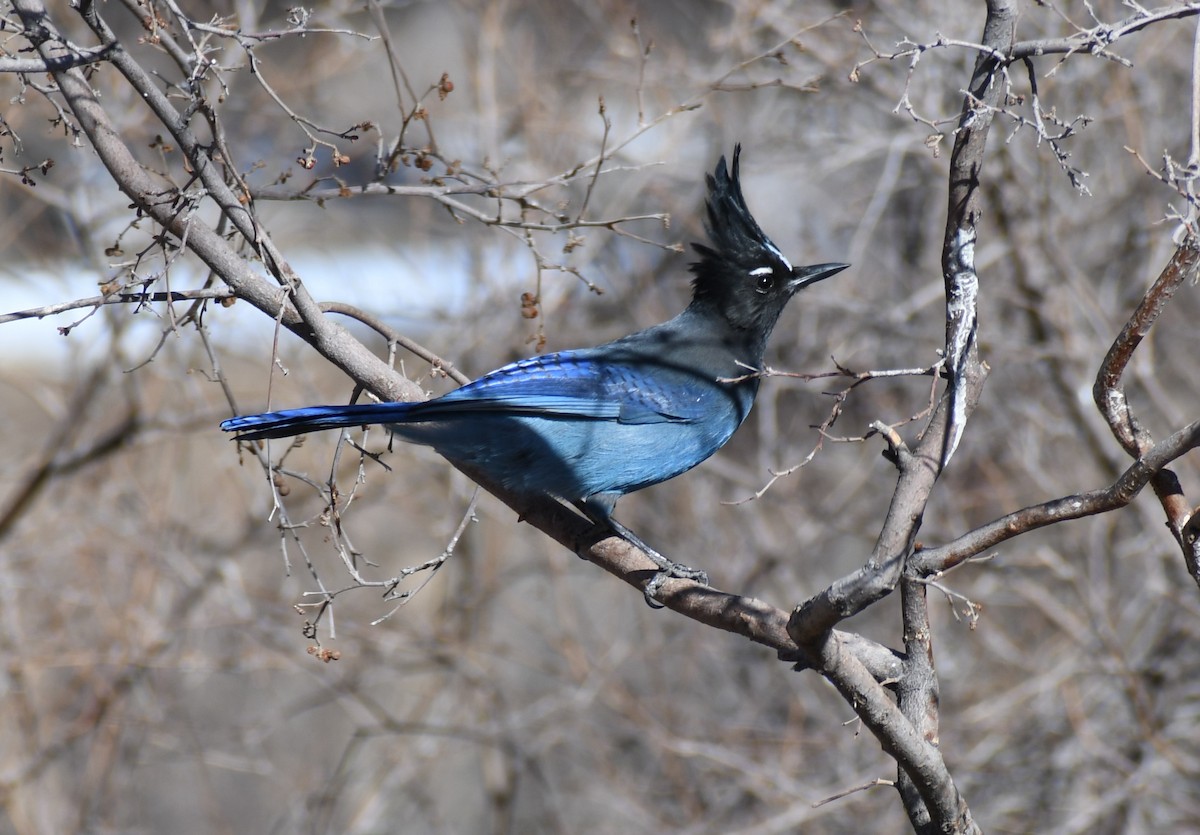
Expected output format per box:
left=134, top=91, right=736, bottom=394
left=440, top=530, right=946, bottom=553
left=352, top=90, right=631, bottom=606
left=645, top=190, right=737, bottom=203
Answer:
left=223, top=147, right=847, bottom=597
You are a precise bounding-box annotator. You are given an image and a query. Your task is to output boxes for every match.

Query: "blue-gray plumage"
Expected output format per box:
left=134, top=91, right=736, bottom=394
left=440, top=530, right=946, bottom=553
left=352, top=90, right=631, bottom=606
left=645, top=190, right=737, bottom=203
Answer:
left=222, top=146, right=847, bottom=602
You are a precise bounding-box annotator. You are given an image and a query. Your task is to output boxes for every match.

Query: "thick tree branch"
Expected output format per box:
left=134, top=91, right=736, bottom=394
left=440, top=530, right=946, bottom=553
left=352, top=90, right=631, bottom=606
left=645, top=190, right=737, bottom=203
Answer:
left=910, top=419, right=1200, bottom=575
left=788, top=627, right=977, bottom=834
left=896, top=576, right=940, bottom=834
left=1092, top=236, right=1200, bottom=585
left=940, top=0, right=1015, bottom=467
left=788, top=362, right=989, bottom=646
left=453, top=466, right=906, bottom=682
left=784, top=362, right=987, bottom=832
left=786, top=3, right=1016, bottom=831
left=1010, top=2, right=1200, bottom=61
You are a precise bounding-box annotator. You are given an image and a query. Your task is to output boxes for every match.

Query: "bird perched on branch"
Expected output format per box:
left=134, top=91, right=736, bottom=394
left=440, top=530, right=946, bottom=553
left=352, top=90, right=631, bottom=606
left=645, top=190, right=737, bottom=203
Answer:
left=222, top=146, right=847, bottom=604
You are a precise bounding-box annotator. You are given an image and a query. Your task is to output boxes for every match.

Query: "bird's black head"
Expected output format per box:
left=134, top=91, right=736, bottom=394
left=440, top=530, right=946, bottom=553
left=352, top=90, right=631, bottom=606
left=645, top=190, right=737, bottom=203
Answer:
left=689, top=145, right=847, bottom=340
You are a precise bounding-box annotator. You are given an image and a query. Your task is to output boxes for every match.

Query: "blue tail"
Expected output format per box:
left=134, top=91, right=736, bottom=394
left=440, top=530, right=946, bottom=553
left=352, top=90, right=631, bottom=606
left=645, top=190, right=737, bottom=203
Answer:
left=221, top=402, right=412, bottom=441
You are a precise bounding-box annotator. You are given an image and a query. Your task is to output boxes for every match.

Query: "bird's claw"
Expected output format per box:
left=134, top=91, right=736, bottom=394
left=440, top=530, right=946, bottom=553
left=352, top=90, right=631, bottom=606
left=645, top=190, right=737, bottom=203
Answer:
left=643, top=580, right=667, bottom=608
left=642, top=560, right=709, bottom=608
left=580, top=509, right=710, bottom=608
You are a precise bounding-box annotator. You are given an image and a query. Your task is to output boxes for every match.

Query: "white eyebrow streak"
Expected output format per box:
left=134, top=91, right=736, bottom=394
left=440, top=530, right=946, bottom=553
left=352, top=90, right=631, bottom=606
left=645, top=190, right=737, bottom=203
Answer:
left=764, top=240, right=793, bottom=272
left=749, top=266, right=773, bottom=276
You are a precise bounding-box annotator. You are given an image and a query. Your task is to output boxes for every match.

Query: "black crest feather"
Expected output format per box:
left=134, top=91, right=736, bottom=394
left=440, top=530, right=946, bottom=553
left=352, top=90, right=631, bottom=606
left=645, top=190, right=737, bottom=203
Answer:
left=689, top=145, right=788, bottom=295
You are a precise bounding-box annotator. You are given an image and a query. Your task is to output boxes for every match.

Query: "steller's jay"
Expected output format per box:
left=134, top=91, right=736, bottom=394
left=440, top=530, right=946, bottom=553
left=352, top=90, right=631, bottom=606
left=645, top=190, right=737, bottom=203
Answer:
left=222, top=146, right=847, bottom=603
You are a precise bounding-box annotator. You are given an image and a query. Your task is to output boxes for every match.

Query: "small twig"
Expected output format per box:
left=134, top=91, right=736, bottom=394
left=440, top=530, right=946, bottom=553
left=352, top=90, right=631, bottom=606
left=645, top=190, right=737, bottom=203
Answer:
left=725, top=358, right=944, bottom=503
left=320, top=301, right=469, bottom=386
left=630, top=18, right=651, bottom=126
left=575, top=96, right=612, bottom=223
left=915, top=575, right=985, bottom=627
left=1125, top=146, right=1200, bottom=227
left=867, top=419, right=911, bottom=469
left=0, top=288, right=234, bottom=325
left=812, top=777, right=897, bottom=808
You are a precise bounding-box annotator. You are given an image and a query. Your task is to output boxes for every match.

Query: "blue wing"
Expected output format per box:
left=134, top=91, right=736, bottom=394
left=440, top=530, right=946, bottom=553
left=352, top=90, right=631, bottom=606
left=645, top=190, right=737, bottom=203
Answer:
left=408, top=349, right=719, bottom=425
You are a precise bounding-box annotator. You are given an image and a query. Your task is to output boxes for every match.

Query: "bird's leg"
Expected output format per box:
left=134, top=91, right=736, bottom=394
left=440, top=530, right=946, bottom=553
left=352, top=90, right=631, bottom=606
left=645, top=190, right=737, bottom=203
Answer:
left=574, top=499, right=709, bottom=607
left=606, top=516, right=710, bottom=605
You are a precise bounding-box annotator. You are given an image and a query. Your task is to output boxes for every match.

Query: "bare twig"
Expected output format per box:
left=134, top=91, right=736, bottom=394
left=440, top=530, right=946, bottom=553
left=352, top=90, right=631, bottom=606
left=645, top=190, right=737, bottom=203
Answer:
left=725, top=359, right=945, bottom=503
left=0, top=288, right=234, bottom=325
left=0, top=42, right=113, bottom=72
left=812, top=777, right=896, bottom=808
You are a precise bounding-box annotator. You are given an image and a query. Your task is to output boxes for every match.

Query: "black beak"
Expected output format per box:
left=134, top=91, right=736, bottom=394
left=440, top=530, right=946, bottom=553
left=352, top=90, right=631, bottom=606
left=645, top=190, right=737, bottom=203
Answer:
left=789, top=262, right=849, bottom=292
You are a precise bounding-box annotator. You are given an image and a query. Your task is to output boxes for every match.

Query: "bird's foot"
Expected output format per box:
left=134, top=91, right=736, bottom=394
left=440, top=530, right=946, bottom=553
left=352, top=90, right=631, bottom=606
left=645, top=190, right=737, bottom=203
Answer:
left=641, top=558, right=709, bottom=608
left=643, top=561, right=705, bottom=607
left=574, top=504, right=710, bottom=608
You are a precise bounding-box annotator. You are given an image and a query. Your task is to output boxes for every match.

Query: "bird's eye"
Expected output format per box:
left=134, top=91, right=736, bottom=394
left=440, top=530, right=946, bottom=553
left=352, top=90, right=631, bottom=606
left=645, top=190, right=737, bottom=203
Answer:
left=750, top=266, right=774, bottom=293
